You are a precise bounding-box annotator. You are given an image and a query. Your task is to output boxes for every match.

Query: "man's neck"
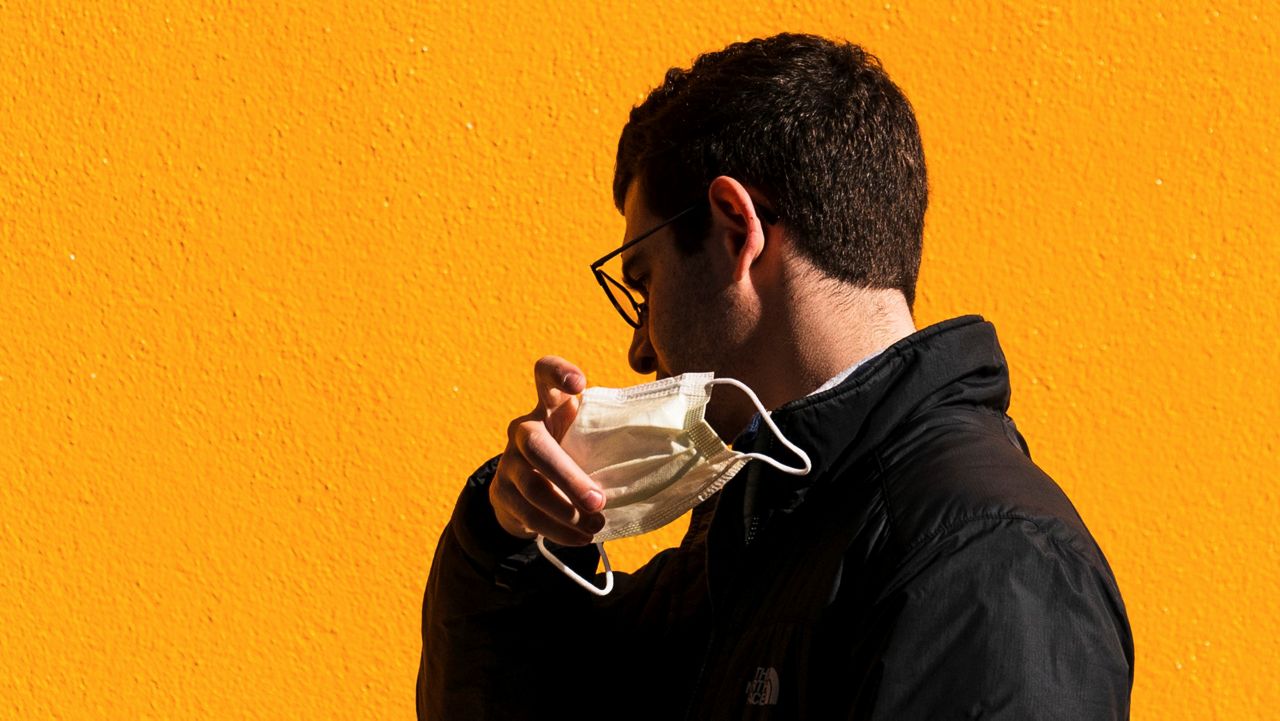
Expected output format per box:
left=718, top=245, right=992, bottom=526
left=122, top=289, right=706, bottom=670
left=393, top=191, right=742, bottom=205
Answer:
left=730, top=283, right=915, bottom=431
left=780, top=281, right=916, bottom=402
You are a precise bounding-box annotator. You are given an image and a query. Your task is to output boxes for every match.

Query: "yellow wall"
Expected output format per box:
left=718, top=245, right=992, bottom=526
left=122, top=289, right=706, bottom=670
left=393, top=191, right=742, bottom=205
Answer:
left=2, top=1, right=1276, bottom=717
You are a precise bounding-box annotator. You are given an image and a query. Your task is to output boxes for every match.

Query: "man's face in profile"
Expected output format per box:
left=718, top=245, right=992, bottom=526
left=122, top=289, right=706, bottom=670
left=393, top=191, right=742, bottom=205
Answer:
left=619, top=181, right=757, bottom=437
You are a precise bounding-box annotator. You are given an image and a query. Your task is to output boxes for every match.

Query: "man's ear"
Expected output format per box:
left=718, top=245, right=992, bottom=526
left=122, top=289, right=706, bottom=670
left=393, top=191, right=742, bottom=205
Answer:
left=707, top=175, right=768, bottom=283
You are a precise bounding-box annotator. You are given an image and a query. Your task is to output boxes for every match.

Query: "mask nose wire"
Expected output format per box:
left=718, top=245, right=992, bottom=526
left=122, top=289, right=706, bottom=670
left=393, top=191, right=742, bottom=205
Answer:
left=705, top=378, right=813, bottom=476
left=536, top=536, right=614, bottom=596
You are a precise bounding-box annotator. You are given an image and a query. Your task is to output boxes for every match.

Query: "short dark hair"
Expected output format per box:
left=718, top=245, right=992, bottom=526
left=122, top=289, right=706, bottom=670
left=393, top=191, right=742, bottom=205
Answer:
left=614, top=33, right=928, bottom=308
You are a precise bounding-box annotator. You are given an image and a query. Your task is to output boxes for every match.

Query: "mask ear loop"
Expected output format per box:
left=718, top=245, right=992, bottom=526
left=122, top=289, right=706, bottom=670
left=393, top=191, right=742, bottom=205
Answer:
left=535, top=536, right=614, bottom=596
left=705, top=378, right=813, bottom=476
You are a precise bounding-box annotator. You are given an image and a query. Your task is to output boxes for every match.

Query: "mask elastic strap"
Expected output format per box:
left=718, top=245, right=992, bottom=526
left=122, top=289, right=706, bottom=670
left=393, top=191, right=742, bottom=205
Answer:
left=705, top=378, right=813, bottom=476
left=535, top=536, right=614, bottom=596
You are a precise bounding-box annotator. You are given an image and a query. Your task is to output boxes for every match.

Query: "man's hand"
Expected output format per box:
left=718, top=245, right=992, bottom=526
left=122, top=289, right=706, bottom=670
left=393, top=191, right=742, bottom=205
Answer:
left=489, top=356, right=606, bottom=546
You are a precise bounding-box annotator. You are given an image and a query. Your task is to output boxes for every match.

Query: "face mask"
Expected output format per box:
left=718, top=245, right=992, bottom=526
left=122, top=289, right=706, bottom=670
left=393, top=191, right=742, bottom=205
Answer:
left=535, top=372, right=812, bottom=595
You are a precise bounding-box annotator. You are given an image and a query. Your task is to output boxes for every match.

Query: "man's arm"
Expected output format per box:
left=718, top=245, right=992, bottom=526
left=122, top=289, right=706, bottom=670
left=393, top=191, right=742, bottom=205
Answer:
left=417, top=455, right=714, bottom=721
left=416, top=357, right=609, bottom=720
left=860, top=517, right=1134, bottom=720
left=416, top=456, right=602, bottom=721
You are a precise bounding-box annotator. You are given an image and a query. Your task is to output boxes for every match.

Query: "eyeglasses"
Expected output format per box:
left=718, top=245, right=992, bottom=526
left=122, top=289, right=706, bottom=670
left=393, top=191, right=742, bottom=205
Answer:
left=589, top=203, right=703, bottom=329
left=590, top=200, right=779, bottom=329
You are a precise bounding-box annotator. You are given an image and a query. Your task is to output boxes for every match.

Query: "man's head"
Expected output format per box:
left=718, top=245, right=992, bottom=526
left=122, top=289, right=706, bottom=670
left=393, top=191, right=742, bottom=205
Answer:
left=614, top=33, right=927, bottom=306
left=610, top=33, right=927, bottom=435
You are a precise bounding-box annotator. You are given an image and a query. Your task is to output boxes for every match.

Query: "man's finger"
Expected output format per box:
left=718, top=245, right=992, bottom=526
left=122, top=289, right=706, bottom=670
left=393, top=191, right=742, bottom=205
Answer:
left=491, top=477, right=595, bottom=546
left=533, top=355, right=586, bottom=413
left=507, top=462, right=606, bottom=533
left=513, top=420, right=605, bottom=513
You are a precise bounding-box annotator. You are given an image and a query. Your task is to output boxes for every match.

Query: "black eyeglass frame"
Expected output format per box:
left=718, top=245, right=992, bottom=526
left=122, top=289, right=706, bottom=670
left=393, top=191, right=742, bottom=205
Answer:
left=590, top=200, right=779, bottom=329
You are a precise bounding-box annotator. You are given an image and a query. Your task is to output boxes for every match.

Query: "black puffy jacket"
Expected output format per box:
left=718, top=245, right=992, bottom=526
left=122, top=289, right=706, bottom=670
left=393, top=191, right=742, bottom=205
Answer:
left=417, top=316, right=1134, bottom=719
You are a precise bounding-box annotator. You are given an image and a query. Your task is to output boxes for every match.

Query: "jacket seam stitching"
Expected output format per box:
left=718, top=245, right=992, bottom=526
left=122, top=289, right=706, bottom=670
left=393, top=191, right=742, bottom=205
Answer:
left=874, top=449, right=896, bottom=543
left=899, top=512, right=1045, bottom=559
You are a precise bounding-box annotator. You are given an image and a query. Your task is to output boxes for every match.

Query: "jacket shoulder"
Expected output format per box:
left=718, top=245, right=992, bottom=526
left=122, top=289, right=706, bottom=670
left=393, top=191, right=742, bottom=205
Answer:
left=874, top=406, right=1104, bottom=564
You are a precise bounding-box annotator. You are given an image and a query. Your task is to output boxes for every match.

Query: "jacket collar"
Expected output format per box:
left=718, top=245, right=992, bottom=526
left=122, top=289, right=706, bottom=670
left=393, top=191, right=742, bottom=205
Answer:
left=746, top=314, right=1012, bottom=490
left=706, top=315, right=1013, bottom=603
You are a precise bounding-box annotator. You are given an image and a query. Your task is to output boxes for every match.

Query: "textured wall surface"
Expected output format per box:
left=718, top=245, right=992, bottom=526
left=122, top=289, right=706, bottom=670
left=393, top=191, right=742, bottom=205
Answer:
left=2, top=1, right=1276, bottom=718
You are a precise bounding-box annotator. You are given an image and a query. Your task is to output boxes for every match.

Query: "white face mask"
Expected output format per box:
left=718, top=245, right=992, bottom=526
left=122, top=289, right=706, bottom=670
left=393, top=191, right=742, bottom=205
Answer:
left=535, top=372, right=812, bottom=595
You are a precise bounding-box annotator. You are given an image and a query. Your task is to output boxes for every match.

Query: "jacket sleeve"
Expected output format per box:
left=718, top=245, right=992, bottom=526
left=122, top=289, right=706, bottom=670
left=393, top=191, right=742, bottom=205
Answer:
left=416, top=456, right=603, bottom=721
left=861, top=517, right=1134, bottom=721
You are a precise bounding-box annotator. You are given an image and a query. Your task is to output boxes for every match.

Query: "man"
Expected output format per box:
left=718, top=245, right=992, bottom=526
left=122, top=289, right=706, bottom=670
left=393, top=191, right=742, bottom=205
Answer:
left=418, top=33, right=1133, bottom=719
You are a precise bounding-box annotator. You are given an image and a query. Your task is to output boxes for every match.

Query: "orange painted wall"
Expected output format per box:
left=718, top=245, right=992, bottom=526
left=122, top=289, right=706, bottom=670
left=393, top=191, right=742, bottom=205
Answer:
left=2, top=1, right=1276, bottom=718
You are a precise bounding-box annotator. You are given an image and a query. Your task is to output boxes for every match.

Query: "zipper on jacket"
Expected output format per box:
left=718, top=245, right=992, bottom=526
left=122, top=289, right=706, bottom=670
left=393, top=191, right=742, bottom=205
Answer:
left=686, top=498, right=728, bottom=721
left=681, top=628, right=716, bottom=721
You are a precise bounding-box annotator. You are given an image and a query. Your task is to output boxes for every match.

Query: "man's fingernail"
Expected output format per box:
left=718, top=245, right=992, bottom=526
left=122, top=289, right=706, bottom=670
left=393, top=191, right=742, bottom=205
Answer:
left=563, top=372, right=584, bottom=389
left=584, top=490, right=604, bottom=511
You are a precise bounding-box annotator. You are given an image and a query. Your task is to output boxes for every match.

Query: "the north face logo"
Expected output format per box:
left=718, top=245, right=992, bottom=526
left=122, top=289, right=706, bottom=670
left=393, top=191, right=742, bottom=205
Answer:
left=746, top=667, right=779, bottom=706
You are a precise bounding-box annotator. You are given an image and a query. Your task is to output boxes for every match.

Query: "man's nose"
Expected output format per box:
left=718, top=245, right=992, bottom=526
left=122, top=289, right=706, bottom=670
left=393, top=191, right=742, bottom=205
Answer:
left=628, top=320, right=658, bottom=375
